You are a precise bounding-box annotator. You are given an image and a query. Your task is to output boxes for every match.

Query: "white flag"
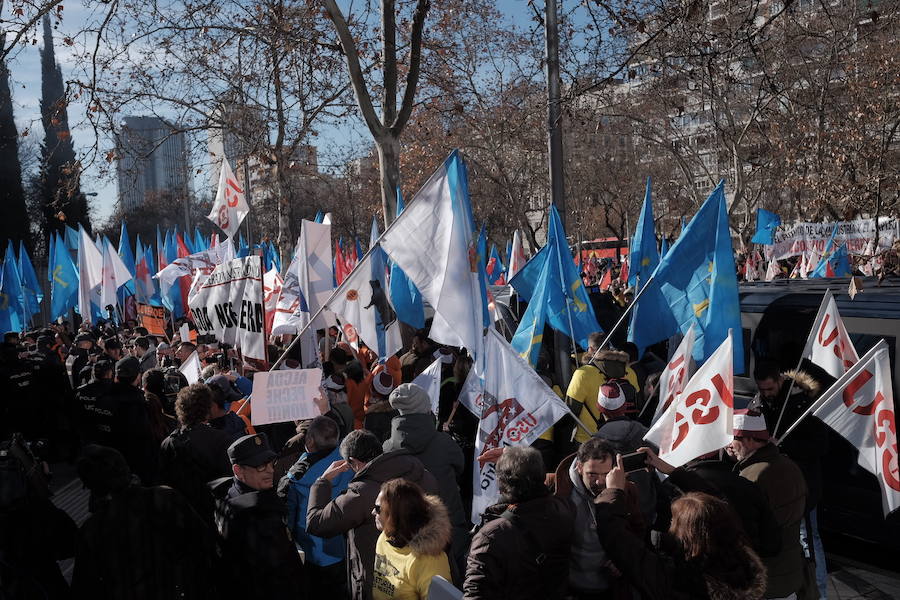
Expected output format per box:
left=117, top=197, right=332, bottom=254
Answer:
left=412, top=358, right=443, bottom=417
left=807, top=340, right=899, bottom=515
left=652, top=324, right=695, bottom=426
left=297, top=219, right=336, bottom=332
left=460, top=329, right=570, bottom=521
left=765, top=258, right=779, bottom=281
left=155, top=239, right=235, bottom=292
left=802, top=290, right=859, bottom=380
left=323, top=244, right=402, bottom=359
left=380, top=151, right=486, bottom=361
left=508, top=230, right=527, bottom=280
left=207, top=158, right=250, bottom=239
left=77, top=228, right=104, bottom=323
left=263, top=267, right=283, bottom=337
left=179, top=351, right=202, bottom=385
left=644, top=331, right=734, bottom=468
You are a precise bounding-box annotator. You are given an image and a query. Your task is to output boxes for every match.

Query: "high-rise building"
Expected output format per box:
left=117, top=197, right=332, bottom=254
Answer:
left=116, top=116, right=191, bottom=212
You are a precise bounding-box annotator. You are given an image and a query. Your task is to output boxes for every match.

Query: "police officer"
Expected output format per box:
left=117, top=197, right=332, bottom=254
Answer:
left=70, top=332, right=97, bottom=389
left=210, top=433, right=306, bottom=599
left=75, top=360, right=115, bottom=445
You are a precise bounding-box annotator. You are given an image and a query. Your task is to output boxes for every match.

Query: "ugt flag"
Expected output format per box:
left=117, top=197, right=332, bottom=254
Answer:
left=629, top=182, right=744, bottom=372
left=652, top=323, right=696, bottom=426
left=460, top=329, right=571, bottom=522
left=799, top=340, right=899, bottom=516
left=207, top=158, right=250, bottom=239
left=644, top=331, right=734, bottom=468
left=802, top=289, right=859, bottom=380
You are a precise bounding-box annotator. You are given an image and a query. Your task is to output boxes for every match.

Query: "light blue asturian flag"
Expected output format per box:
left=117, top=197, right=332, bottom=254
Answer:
left=380, top=151, right=488, bottom=359
left=50, top=232, right=79, bottom=320
left=510, top=249, right=551, bottom=366
left=19, top=241, right=43, bottom=322
left=387, top=188, right=425, bottom=329
left=628, top=176, right=659, bottom=290
left=810, top=224, right=851, bottom=278
left=64, top=224, right=79, bottom=251
left=750, top=208, right=781, bottom=245
left=1, top=240, right=26, bottom=332
left=509, top=204, right=600, bottom=349
left=629, top=182, right=744, bottom=372
left=48, top=233, right=56, bottom=284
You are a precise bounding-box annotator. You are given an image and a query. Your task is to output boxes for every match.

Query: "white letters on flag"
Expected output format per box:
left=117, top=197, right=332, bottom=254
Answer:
left=380, top=151, right=486, bottom=361
left=803, top=290, right=859, bottom=379
left=412, top=358, right=443, bottom=416
left=323, top=244, right=402, bottom=358
left=188, top=256, right=266, bottom=362
left=207, top=158, right=250, bottom=239
left=460, top=329, right=570, bottom=521
left=644, top=331, right=734, bottom=468
left=652, top=324, right=696, bottom=425
left=179, top=351, right=201, bottom=385
left=799, top=340, right=899, bottom=515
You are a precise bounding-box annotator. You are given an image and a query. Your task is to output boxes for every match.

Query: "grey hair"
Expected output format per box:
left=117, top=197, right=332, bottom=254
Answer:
left=307, top=416, right=340, bottom=452
left=496, top=446, right=546, bottom=504
left=339, top=429, right=383, bottom=464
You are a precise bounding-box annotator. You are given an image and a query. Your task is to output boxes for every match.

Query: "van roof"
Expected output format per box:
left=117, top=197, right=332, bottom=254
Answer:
left=740, top=277, right=900, bottom=318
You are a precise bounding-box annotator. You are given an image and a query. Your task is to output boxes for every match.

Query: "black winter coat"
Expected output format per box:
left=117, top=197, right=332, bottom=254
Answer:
left=101, top=382, right=158, bottom=484
left=463, top=493, right=575, bottom=600
left=210, top=477, right=306, bottom=600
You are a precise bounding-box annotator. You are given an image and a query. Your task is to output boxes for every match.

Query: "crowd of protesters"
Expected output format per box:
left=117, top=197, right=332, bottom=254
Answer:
left=0, top=313, right=834, bottom=600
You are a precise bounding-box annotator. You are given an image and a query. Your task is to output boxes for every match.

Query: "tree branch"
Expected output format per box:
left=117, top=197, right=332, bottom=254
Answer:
left=391, top=0, right=429, bottom=136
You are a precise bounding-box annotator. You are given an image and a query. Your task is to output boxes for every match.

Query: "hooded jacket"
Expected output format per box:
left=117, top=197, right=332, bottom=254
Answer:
left=372, top=495, right=453, bottom=600
left=593, top=488, right=767, bottom=600
left=307, top=450, right=439, bottom=600
left=382, top=413, right=469, bottom=559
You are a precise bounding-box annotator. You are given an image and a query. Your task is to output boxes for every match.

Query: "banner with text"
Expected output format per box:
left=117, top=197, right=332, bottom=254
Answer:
left=251, top=369, right=323, bottom=425
left=188, top=256, right=266, bottom=361
left=769, top=217, right=899, bottom=260
left=137, top=303, right=167, bottom=338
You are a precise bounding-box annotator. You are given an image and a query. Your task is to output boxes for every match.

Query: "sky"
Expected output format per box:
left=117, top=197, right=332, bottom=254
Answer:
left=7, top=1, right=542, bottom=225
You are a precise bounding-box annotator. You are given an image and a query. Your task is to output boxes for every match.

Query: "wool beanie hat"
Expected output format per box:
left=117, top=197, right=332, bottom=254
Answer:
left=388, top=383, right=431, bottom=416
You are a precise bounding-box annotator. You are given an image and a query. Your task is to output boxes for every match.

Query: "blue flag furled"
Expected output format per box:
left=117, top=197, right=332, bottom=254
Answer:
left=50, top=232, right=79, bottom=321
left=162, top=230, right=185, bottom=318
left=118, top=223, right=136, bottom=296
left=1, top=241, right=26, bottom=332
left=751, top=208, right=781, bottom=245
left=236, top=233, right=250, bottom=259
left=388, top=190, right=425, bottom=329
left=660, top=237, right=670, bottom=258
left=193, top=228, right=206, bottom=253
left=487, top=244, right=506, bottom=284
left=18, top=242, right=43, bottom=322
left=629, top=182, right=744, bottom=371
left=810, top=224, right=851, bottom=278
left=65, top=225, right=79, bottom=251
left=680, top=216, right=687, bottom=235
left=314, top=211, right=324, bottom=224
left=510, top=254, right=551, bottom=366
left=509, top=204, right=601, bottom=349
left=48, top=233, right=57, bottom=283
left=628, top=176, right=659, bottom=290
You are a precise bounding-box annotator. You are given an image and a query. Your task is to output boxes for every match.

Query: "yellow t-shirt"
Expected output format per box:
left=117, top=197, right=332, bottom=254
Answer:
left=567, top=364, right=640, bottom=443
left=372, top=532, right=452, bottom=600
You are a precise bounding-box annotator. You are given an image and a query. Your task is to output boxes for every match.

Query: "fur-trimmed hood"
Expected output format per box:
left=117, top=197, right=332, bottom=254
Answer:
left=704, top=546, right=767, bottom=600
left=784, top=369, right=822, bottom=399
left=596, top=349, right=629, bottom=363
left=406, top=495, right=452, bottom=556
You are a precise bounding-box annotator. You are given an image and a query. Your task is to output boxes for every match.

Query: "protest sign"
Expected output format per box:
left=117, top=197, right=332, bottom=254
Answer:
left=250, top=368, right=323, bottom=425
left=137, top=303, right=167, bottom=337
left=188, top=256, right=266, bottom=362
left=770, top=217, right=899, bottom=260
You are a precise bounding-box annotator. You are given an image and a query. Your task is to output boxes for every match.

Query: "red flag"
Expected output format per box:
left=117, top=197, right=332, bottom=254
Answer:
left=176, top=233, right=192, bottom=315
left=334, top=240, right=347, bottom=285
left=619, top=257, right=629, bottom=283
left=599, top=267, right=612, bottom=290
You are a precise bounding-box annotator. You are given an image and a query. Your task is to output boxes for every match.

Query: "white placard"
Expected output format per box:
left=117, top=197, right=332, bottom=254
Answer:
left=250, top=368, right=323, bottom=425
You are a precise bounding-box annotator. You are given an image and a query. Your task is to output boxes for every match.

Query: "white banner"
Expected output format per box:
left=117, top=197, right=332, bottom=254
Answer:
left=770, top=217, right=898, bottom=260
left=645, top=332, right=734, bottom=468
left=460, top=329, right=570, bottom=521
left=251, top=368, right=323, bottom=425
left=188, top=256, right=266, bottom=362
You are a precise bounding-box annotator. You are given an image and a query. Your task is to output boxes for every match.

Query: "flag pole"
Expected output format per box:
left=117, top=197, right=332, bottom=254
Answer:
left=588, top=274, right=656, bottom=362
left=778, top=341, right=884, bottom=445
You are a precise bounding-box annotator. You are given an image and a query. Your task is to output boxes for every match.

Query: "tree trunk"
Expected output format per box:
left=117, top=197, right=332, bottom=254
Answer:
left=377, top=135, right=400, bottom=226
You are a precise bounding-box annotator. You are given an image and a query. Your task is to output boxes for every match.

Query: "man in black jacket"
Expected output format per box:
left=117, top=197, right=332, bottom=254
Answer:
left=99, top=357, right=157, bottom=484
left=210, top=432, right=306, bottom=600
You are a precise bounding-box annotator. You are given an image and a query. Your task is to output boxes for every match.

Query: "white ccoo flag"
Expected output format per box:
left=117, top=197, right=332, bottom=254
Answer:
left=207, top=158, right=250, bottom=239
left=644, top=331, right=734, bottom=468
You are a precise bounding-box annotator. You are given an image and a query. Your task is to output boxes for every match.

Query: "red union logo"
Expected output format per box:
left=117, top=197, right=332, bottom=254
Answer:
left=482, top=396, right=525, bottom=450
left=218, top=205, right=230, bottom=230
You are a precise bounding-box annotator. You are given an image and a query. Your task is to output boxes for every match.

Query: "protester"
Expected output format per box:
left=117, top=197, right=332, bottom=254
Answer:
left=141, top=368, right=176, bottom=444
left=282, top=416, right=354, bottom=599
left=365, top=371, right=398, bottom=442
left=133, top=336, right=157, bottom=372
left=592, top=455, right=767, bottom=600
left=551, top=437, right=643, bottom=599
left=158, top=383, right=234, bottom=523
left=464, top=447, right=575, bottom=600
left=210, top=433, right=306, bottom=599
left=323, top=373, right=355, bottom=437
left=307, top=429, right=439, bottom=600
left=372, top=478, right=453, bottom=600
left=728, top=411, right=808, bottom=600
left=400, top=330, right=435, bottom=383
left=71, top=444, right=216, bottom=599
left=206, top=373, right=248, bottom=441
left=383, top=382, right=469, bottom=570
